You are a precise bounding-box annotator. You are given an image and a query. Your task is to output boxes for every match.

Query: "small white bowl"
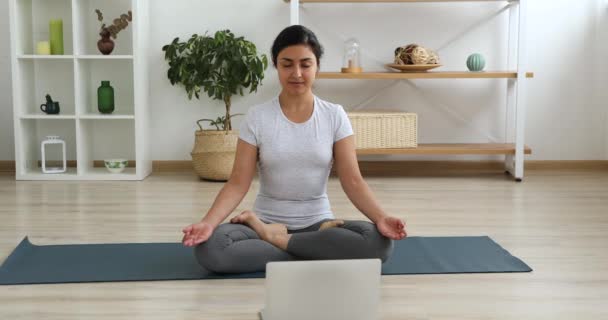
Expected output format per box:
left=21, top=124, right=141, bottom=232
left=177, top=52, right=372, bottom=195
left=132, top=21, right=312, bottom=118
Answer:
left=104, top=159, right=128, bottom=173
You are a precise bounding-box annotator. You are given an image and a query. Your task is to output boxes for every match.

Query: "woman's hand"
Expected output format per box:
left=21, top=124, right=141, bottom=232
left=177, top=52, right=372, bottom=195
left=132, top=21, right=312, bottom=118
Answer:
left=181, top=221, right=215, bottom=247
left=376, top=216, right=407, bottom=240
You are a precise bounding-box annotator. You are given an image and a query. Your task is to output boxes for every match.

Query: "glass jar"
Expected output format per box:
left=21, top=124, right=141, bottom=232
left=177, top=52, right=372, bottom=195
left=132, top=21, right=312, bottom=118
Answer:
left=98, top=80, right=115, bottom=114
left=341, top=38, right=362, bottom=73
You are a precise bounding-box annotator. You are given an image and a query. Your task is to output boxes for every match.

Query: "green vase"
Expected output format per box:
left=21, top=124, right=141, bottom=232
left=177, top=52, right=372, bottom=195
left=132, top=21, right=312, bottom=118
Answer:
left=466, top=53, right=485, bottom=72
left=49, top=19, right=64, bottom=55
left=97, top=81, right=115, bottom=114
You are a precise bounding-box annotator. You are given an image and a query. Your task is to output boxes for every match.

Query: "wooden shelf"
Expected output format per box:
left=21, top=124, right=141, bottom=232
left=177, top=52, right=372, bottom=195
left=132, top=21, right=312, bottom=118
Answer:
left=318, top=71, right=534, bottom=79
left=286, top=0, right=511, bottom=3
left=286, top=0, right=531, bottom=181
left=356, top=143, right=532, bottom=155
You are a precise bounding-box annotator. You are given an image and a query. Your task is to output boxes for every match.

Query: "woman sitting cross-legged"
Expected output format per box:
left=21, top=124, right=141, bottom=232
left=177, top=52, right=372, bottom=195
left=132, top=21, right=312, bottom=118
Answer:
left=181, top=25, right=407, bottom=274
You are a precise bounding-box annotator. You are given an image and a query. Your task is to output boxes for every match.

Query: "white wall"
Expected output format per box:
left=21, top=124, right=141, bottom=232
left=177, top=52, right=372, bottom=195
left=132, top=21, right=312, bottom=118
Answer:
left=525, top=0, right=605, bottom=160
left=600, top=1, right=608, bottom=159
left=1, top=0, right=606, bottom=161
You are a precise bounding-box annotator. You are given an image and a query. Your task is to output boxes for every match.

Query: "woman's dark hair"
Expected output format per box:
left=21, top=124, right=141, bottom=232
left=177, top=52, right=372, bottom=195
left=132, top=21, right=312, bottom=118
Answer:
left=271, top=25, right=324, bottom=68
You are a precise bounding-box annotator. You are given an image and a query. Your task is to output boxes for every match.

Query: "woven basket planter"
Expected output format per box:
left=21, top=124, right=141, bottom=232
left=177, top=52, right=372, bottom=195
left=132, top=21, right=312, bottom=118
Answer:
left=347, top=112, right=417, bottom=149
left=191, top=130, right=239, bottom=181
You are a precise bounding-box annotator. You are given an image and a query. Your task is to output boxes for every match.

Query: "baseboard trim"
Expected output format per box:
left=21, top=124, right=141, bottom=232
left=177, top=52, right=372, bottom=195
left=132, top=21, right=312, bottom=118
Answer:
left=152, top=161, right=193, bottom=173
left=1, top=160, right=607, bottom=176
left=525, top=160, right=608, bottom=170
left=0, top=161, right=14, bottom=173
left=149, top=160, right=608, bottom=173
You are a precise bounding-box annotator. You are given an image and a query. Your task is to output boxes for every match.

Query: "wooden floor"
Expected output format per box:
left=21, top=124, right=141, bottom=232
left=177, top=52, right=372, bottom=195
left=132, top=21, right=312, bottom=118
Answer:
left=1, top=169, right=607, bottom=319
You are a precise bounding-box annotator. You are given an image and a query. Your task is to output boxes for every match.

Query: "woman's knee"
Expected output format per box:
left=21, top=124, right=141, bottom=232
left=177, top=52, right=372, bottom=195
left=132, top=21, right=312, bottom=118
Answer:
left=374, top=235, right=394, bottom=262
left=342, top=220, right=394, bottom=262
left=194, top=241, right=223, bottom=273
left=193, top=223, right=256, bottom=273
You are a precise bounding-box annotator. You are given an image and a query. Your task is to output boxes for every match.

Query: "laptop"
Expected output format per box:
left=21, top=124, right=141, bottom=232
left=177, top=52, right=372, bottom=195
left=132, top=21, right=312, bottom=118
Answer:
left=258, top=259, right=382, bottom=320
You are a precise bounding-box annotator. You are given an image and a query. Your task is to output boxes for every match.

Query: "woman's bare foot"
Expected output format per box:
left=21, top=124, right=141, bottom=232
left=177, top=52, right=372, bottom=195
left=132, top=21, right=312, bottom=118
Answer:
left=230, top=210, right=290, bottom=249
left=319, top=219, right=345, bottom=230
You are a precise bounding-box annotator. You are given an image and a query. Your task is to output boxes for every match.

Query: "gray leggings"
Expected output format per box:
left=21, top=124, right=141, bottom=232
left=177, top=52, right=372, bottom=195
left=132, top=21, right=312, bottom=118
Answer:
left=194, top=219, right=394, bottom=274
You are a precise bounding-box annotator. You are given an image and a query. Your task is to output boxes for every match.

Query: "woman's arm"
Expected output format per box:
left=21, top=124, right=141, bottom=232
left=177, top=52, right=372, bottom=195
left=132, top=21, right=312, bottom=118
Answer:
left=333, top=135, right=407, bottom=240
left=182, top=139, right=258, bottom=246
left=333, top=135, right=386, bottom=224
left=200, top=139, right=258, bottom=228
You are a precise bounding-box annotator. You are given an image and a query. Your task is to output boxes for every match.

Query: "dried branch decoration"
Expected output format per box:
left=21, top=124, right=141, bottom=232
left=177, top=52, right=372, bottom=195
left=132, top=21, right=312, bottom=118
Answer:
left=96, top=9, right=133, bottom=39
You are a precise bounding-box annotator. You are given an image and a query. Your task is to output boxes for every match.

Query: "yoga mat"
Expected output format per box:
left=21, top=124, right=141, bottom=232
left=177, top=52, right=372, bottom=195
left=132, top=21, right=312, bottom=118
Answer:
left=0, top=236, right=531, bottom=285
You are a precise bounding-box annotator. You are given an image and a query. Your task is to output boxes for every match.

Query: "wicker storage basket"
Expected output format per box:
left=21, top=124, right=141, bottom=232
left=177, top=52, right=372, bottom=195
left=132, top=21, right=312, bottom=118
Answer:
left=191, top=130, right=239, bottom=181
left=347, top=111, right=417, bottom=149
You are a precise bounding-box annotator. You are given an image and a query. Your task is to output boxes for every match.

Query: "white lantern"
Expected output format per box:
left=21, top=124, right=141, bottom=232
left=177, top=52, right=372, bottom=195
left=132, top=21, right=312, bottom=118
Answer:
left=41, top=135, right=66, bottom=173
left=341, top=38, right=362, bottom=73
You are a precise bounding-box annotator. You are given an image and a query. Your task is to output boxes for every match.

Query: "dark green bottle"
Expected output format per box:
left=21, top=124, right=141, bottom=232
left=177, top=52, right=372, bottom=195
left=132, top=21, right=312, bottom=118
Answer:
left=97, top=80, right=115, bottom=114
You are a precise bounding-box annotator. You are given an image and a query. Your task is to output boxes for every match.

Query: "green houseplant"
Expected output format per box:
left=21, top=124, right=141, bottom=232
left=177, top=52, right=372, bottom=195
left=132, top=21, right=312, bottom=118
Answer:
left=162, top=30, right=268, bottom=181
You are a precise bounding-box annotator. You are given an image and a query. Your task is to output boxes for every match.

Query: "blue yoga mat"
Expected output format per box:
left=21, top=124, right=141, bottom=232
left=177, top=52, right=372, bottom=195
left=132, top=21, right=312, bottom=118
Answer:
left=0, top=236, right=531, bottom=285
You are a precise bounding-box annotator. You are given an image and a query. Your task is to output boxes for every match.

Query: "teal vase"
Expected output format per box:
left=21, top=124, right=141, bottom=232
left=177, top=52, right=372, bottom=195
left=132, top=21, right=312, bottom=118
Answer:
left=466, top=53, right=485, bottom=72
left=97, top=81, right=115, bottom=114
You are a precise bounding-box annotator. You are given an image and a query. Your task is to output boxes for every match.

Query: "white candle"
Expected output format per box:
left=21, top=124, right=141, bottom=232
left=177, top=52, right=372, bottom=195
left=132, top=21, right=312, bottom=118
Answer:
left=36, top=41, right=50, bottom=55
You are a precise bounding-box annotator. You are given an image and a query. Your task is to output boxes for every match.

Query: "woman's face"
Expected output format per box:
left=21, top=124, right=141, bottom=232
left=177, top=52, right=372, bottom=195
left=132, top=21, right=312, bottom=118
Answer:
left=276, top=45, right=318, bottom=96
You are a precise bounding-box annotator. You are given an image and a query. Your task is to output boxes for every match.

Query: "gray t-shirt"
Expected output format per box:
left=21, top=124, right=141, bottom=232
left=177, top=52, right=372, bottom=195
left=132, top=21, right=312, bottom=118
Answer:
left=239, top=95, right=354, bottom=230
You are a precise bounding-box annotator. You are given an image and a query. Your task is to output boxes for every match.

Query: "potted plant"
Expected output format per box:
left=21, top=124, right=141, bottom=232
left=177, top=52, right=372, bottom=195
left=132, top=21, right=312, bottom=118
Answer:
left=95, top=9, right=132, bottom=55
left=162, top=30, right=268, bottom=181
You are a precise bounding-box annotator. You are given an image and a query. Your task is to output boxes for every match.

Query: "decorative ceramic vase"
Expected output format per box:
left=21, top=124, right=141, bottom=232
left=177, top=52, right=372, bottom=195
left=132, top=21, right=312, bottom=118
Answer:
left=49, top=19, right=64, bottom=55
left=466, top=53, right=486, bottom=72
left=97, top=81, right=115, bottom=114
left=97, top=29, right=115, bottom=55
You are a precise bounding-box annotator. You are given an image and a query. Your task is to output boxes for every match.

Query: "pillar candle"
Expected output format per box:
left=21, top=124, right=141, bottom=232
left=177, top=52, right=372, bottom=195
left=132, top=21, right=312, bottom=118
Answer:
left=36, top=41, right=50, bottom=55
left=49, top=19, right=64, bottom=55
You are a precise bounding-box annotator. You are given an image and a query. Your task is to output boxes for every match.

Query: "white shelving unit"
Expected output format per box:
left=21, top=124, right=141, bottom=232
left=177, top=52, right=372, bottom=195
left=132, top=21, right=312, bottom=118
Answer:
left=9, top=0, right=151, bottom=180
left=286, top=0, right=531, bottom=181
